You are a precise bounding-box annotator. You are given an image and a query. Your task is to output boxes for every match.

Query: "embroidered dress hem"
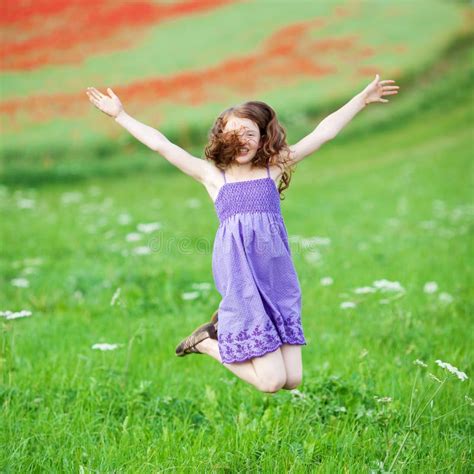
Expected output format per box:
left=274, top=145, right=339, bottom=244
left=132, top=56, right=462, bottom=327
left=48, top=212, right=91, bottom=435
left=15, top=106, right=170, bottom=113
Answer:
left=220, top=339, right=307, bottom=365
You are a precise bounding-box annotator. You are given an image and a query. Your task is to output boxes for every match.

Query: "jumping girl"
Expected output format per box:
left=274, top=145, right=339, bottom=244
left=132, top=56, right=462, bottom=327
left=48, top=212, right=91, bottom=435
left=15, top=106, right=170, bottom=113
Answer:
left=86, top=74, right=399, bottom=393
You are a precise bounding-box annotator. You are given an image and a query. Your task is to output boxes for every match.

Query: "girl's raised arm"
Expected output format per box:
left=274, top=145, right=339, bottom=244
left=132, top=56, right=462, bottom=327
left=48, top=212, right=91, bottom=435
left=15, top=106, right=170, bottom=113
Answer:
left=86, top=87, right=214, bottom=184
left=285, top=74, right=399, bottom=166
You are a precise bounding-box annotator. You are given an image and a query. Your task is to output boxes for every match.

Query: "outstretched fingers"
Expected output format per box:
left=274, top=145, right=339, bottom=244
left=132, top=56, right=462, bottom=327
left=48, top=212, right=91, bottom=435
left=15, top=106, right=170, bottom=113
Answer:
left=87, top=87, right=104, bottom=101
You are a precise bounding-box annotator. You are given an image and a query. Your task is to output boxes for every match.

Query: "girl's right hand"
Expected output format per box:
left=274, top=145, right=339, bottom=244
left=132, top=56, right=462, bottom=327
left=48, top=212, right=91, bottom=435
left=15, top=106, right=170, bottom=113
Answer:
left=86, top=87, right=124, bottom=118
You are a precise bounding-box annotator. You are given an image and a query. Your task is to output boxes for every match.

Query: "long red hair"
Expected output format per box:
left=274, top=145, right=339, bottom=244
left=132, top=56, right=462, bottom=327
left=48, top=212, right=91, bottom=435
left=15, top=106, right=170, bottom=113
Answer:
left=204, top=101, right=295, bottom=200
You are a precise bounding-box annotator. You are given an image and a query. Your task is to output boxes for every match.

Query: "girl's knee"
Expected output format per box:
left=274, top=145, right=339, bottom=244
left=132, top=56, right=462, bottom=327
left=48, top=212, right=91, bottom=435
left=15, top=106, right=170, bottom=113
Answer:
left=282, top=375, right=302, bottom=390
left=257, top=374, right=287, bottom=393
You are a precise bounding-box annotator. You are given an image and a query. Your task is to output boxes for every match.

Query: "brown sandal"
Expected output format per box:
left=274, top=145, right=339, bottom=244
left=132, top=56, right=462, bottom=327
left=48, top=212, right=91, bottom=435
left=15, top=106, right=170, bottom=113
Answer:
left=175, top=321, right=218, bottom=357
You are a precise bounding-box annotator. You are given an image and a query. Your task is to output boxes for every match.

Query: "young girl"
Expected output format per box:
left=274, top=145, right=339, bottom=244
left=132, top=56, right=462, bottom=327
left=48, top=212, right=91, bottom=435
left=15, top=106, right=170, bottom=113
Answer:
left=86, top=74, right=399, bottom=393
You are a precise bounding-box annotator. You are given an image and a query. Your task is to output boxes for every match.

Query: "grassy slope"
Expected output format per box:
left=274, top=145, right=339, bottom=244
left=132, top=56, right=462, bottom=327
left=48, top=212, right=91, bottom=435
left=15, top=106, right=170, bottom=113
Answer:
left=0, top=18, right=473, bottom=474
left=0, top=0, right=466, bottom=159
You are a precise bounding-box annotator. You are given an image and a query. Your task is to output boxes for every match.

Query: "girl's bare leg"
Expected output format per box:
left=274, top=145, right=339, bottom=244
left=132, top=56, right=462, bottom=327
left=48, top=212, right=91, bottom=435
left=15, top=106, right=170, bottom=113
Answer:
left=195, top=338, right=287, bottom=393
left=279, top=344, right=303, bottom=390
left=195, top=338, right=261, bottom=390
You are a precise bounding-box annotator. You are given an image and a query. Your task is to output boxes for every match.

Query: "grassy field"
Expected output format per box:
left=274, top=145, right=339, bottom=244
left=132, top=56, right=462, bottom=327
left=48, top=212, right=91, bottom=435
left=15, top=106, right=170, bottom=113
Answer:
left=1, top=3, right=473, bottom=473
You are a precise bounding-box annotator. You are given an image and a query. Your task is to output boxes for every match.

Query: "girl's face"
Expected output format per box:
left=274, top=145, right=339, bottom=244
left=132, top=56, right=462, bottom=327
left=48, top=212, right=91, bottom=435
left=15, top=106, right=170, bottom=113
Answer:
left=223, top=116, right=262, bottom=164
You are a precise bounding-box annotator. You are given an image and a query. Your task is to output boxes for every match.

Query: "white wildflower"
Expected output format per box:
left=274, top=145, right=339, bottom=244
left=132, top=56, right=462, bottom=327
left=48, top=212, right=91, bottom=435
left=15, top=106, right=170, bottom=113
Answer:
left=137, top=222, right=162, bottom=233
left=11, top=278, right=29, bottom=288
left=20, top=267, right=36, bottom=275
left=0, top=310, right=32, bottom=320
left=132, top=246, right=151, bottom=255
left=117, top=213, right=132, bottom=225
left=182, top=291, right=200, bottom=300
left=413, top=359, right=428, bottom=368
left=290, top=389, right=307, bottom=399
left=61, top=192, right=82, bottom=204
left=353, top=286, right=376, bottom=294
left=340, top=301, right=356, bottom=309
left=435, top=359, right=468, bottom=382
left=374, top=396, right=392, bottom=403
left=465, top=395, right=474, bottom=406
left=126, top=232, right=142, bottom=242
left=17, top=198, right=35, bottom=208
left=320, top=276, right=333, bottom=286
left=423, top=281, right=438, bottom=294
left=438, top=292, right=453, bottom=304
left=91, top=343, right=120, bottom=351
left=373, top=279, right=405, bottom=293
left=110, top=288, right=121, bottom=306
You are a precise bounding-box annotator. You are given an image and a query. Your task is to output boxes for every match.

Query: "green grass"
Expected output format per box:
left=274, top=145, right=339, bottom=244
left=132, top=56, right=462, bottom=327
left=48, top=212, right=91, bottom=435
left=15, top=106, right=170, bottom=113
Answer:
left=1, top=25, right=473, bottom=474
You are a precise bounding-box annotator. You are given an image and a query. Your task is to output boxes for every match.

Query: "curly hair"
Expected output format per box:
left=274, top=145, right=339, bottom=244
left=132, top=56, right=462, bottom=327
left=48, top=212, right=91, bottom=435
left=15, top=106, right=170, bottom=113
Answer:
left=203, top=100, right=296, bottom=200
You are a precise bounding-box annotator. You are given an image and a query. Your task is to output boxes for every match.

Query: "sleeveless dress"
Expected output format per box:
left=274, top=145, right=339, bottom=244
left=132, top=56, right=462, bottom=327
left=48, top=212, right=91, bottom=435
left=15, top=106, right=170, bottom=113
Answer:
left=212, top=162, right=307, bottom=364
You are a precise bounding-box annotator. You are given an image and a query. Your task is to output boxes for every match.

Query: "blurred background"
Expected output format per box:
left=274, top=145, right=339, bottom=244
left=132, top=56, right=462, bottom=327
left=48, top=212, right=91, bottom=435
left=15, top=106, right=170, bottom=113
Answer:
left=1, top=0, right=473, bottom=471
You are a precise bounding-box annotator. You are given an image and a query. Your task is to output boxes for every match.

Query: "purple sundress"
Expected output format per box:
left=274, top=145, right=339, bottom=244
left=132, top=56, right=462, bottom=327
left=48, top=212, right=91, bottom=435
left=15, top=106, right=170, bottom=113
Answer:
left=212, top=162, right=307, bottom=364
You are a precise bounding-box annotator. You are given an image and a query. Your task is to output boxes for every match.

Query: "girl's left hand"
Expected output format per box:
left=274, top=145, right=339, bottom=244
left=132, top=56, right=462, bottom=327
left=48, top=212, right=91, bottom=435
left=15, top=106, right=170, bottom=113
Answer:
left=362, top=74, right=400, bottom=105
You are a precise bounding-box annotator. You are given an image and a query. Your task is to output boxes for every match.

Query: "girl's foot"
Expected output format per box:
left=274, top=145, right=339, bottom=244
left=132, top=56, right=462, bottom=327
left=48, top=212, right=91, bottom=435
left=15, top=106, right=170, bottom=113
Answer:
left=175, top=321, right=217, bottom=356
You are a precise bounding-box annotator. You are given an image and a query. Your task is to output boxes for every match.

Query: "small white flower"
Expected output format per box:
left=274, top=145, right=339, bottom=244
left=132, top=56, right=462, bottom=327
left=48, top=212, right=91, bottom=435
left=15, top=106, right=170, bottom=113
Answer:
left=0, top=310, right=32, bottom=320
left=91, top=343, right=120, bottom=351
left=413, top=359, right=428, bottom=368
left=423, top=281, right=438, bottom=294
left=17, top=198, right=35, bottom=208
left=118, top=213, right=132, bottom=225
left=320, top=276, right=333, bottom=286
left=132, top=246, right=151, bottom=255
left=110, top=288, right=121, bottom=306
left=61, top=192, right=82, bottom=204
left=181, top=291, right=199, bottom=300
left=353, top=286, right=376, bottom=294
left=374, top=396, right=392, bottom=403
left=465, top=395, right=474, bottom=406
left=435, top=359, right=468, bottom=381
left=290, top=389, right=306, bottom=398
left=126, top=232, right=142, bottom=242
left=373, top=279, right=405, bottom=293
left=438, top=292, right=453, bottom=304
left=137, top=222, right=162, bottom=233
left=340, top=301, right=356, bottom=309
left=11, top=278, right=29, bottom=288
